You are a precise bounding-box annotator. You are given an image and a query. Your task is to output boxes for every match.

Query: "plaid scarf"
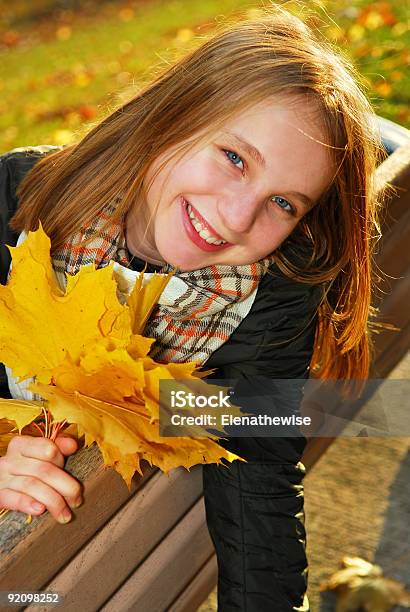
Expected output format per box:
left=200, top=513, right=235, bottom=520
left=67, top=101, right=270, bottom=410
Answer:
left=52, top=200, right=273, bottom=365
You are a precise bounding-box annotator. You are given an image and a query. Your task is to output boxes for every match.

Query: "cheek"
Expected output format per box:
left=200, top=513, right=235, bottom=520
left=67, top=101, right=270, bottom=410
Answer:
left=177, top=151, right=227, bottom=192
left=149, top=149, right=232, bottom=205
left=253, top=217, right=299, bottom=256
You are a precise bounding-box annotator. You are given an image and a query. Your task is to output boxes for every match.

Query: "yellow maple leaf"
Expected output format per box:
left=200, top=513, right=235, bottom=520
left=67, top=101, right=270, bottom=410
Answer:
left=32, top=382, right=241, bottom=488
left=0, top=226, right=245, bottom=488
left=0, top=419, right=17, bottom=455
left=0, top=399, right=44, bottom=433
left=126, top=263, right=175, bottom=335
left=0, top=224, right=130, bottom=384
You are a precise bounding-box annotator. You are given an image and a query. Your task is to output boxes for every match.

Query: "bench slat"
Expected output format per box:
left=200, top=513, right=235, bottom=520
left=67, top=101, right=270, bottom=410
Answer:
left=169, top=555, right=217, bottom=612
left=24, top=466, right=203, bottom=612
left=100, top=497, right=214, bottom=612
left=0, top=445, right=155, bottom=593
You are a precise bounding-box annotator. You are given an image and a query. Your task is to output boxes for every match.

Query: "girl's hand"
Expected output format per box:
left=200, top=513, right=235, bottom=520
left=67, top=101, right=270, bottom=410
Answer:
left=0, top=435, right=82, bottom=524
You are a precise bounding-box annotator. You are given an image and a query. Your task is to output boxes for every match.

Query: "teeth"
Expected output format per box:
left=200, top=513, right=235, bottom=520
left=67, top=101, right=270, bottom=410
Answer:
left=186, top=202, right=227, bottom=245
left=199, top=229, right=211, bottom=240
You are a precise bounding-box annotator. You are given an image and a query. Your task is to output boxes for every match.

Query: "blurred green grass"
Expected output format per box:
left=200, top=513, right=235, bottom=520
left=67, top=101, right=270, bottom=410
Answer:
left=0, top=0, right=409, bottom=153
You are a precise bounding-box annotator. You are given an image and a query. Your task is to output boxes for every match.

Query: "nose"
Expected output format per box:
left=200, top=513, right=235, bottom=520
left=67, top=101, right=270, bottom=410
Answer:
left=217, top=189, right=261, bottom=235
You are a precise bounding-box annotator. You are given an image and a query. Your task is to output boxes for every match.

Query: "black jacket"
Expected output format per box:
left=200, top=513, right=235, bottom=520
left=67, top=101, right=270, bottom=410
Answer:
left=0, top=146, right=322, bottom=611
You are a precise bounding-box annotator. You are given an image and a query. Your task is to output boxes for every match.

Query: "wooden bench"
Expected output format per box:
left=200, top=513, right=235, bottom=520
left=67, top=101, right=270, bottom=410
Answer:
left=0, top=141, right=409, bottom=612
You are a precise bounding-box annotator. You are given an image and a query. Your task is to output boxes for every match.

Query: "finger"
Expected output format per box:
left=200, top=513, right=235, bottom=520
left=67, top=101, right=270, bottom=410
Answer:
left=9, top=457, right=82, bottom=508
left=7, top=475, right=73, bottom=524
left=54, top=435, right=78, bottom=457
left=7, top=436, right=65, bottom=468
left=0, top=488, right=46, bottom=516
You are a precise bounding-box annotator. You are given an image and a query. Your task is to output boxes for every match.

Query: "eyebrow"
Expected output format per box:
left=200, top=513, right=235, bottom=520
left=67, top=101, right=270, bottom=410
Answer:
left=223, top=130, right=315, bottom=211
left=285, top=191, right=315, bottom=211
left=224, top=131, right=267, bottom=169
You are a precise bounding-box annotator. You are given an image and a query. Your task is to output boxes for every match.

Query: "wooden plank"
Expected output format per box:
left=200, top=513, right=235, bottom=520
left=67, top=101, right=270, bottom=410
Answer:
left=100, top=497, right=214, bottom=612
left=371, top=143, right=410, bottom=374
left=303, top=141, right=410, bottom=471
left=375, top=141, right=410, bottom=224
left=376, top=206, right=410, bottom=274
left=361, top=142, right=410, bottom=373
left=169, top=555, right=218, bottom=612
left=371, top=276, right=410, bottom=377
left=0, top=444, right=156, bottom=593
left=24, top=466, right=204, bottom=612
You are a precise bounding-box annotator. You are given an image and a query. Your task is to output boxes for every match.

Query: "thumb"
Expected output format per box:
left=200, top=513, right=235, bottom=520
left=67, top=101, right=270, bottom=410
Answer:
left=54, top=435, right=78, bottom=456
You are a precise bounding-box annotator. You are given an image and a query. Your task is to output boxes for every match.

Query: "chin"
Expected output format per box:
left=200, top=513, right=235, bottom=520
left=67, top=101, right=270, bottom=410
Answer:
left=158, top=245, right=200, bottom=271
left=168, top=260, right=200, bottom=272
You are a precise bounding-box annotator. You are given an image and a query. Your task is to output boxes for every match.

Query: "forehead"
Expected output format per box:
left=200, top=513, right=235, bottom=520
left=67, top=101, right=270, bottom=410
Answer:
left=217, top=97, right=335, bottom=195
left=222, top=97, right=329, bottom=155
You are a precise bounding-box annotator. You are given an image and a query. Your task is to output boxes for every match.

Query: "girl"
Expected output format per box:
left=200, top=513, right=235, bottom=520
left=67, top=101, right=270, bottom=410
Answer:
left=0, top=6, right=384, bottom=610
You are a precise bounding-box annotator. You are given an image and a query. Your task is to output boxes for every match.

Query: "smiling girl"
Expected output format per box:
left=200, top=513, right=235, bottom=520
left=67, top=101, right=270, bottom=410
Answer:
left=0, top=6, right=384, bottom=611
left=124, top=99, right=333, bottom=271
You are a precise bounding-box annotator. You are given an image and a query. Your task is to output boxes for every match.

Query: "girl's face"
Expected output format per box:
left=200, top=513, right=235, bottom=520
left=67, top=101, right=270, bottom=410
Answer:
left=125, top=98, right=335, bottom=271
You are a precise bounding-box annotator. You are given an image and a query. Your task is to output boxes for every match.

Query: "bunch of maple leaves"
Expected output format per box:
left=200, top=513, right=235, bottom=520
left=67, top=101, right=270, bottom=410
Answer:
left=0, top=225, right=243, bottom=492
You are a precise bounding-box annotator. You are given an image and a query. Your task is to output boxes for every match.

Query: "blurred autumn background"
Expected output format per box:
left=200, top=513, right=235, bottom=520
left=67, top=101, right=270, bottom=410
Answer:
left=1, top=3, right=409, bottom=611
left=0, top=0, right=409, bottom=155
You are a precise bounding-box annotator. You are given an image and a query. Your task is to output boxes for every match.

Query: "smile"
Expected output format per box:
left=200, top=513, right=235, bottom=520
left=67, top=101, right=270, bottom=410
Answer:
left=180, top=197, right=232, bottom=253
left=187, top=204, right=226, bottom=245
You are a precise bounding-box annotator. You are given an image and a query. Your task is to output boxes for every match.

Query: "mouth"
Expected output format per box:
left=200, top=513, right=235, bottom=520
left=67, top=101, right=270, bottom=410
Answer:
left=180, top=197, right=232, bottom=253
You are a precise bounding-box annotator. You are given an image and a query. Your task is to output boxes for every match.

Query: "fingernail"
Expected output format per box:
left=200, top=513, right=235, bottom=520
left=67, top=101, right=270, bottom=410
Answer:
left=58, top=508, right=72, bottom=524
left=69, top=497, right=83, bottom=510
left=32, top=502, right=44, bottom=512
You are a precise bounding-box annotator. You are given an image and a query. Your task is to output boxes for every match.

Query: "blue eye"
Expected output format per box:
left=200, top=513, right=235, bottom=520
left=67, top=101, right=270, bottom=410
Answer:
left=271, top=196, right=294, bottom=214
left=224, top=149, right=244, bottom=171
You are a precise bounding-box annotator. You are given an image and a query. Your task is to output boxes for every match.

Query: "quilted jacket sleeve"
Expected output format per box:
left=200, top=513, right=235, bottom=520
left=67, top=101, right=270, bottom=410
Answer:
left=202, top=271, right=323, bottom=611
